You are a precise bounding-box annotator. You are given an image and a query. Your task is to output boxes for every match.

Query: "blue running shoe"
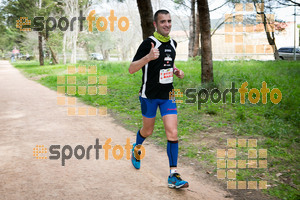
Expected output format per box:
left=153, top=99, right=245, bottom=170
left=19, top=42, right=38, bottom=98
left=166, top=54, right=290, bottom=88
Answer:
left=131, top=143, right=141, bottom=169
left=168, top=173, right=189, bottom=189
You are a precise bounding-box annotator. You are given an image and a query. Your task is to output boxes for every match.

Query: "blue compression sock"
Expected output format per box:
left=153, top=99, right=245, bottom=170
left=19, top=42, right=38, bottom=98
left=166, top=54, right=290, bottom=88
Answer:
left=136, top=130, right=146, bottom=145
left=167, top=140, right=178, bottom=168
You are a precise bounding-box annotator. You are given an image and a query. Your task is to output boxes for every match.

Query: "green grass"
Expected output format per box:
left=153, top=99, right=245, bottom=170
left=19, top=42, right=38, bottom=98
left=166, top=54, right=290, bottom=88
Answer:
left=13, top=60, right=300, bottom=200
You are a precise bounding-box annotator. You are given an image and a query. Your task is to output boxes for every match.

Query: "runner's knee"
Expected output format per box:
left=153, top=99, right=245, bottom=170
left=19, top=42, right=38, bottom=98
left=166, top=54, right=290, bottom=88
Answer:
left=166, top=129, right=178, bottom=141
left=141, top=127, right=154, bottom=137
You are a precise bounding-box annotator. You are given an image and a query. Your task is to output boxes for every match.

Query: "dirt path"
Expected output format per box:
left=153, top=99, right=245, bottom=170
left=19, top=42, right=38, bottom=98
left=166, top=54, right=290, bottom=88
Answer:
left=0, top=60, right=231, bottom=200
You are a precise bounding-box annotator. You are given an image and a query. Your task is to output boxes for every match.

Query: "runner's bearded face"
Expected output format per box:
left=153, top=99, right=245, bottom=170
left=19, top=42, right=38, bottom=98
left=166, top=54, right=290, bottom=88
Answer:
left=154, top=13, right=172, bottom=37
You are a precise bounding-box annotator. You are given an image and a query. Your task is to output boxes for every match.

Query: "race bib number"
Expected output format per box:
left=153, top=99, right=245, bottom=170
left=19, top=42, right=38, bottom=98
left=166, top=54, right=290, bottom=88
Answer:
left=159, top=68, right=173, bottom=84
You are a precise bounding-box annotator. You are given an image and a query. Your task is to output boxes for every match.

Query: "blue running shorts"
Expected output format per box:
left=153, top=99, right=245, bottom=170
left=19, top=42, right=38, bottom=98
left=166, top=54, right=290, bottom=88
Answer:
left=139, top=96, right=177, bottom=118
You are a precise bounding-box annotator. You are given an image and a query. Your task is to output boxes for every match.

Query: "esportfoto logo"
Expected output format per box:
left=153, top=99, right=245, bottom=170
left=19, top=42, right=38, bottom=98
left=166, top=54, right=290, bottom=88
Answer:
left=33, top=138, right=145, bottom=166
left=16, top=10, right=129, bottom=37
left=170, top=81, right=282, bottom=110
left=217, top=138, right=268, bottom=190
left=57, top=65, right=108, bottom=116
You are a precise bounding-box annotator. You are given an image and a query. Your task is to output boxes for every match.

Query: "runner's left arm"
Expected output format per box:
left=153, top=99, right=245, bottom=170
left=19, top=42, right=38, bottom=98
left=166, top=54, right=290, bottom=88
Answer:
left=173, top=64, right=184, bottom=79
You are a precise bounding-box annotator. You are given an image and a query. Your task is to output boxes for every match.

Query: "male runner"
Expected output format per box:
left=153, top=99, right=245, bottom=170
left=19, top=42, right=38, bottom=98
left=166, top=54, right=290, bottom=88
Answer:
left=128, top=9, right=188, bottom=189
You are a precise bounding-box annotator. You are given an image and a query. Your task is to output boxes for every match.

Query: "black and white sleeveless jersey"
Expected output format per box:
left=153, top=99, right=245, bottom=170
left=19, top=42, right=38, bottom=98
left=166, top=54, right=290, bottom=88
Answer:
left=132, top=36, right=177, bottom=99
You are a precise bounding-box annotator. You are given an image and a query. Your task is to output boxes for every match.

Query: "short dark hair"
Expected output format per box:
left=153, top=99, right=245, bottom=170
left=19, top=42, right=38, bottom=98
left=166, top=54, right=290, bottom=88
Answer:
left=154, top=10, right=169, bottom=23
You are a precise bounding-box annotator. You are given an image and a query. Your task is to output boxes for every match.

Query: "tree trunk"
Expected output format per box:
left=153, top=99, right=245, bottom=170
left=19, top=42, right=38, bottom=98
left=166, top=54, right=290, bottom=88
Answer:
left=137, top=0, right=155, bottom=40
left=197, top=0, right=213, bottom=84
left=254, top=1, right=279, bottom=60
left=69, top=0, right=78, bottom=64
left=42, top=32, right=59, bottom=64
left=188, top=0, right=196, bottom=58
left=193, top=10, right=200, bottom=57
left=268, top=31, right=279, bottom=60
left=71, top=30, right=78, bottom=64
left=102, top=49, right=109, bottom=61
left=38, top=0, right=44, bottom=66
left=48, top=45, right=59, bottom=64
left=105, top=50, right=109, bottom=61
left=38, top=32, right=44, bottom=66
left=63, top=32, right=67, bottom=64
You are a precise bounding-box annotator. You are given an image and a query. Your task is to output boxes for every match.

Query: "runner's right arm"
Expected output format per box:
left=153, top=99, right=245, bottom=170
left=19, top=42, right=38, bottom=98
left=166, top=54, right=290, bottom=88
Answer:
left=129, top=42, right=159, bottom=74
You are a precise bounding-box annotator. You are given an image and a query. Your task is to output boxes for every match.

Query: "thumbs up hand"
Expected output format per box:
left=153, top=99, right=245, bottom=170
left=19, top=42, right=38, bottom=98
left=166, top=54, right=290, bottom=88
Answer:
left=147, top=42, right=160, bottom=61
